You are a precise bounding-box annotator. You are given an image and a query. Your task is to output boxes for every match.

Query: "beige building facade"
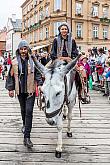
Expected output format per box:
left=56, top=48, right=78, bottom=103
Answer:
left=21, top=0, right=110, bottom=53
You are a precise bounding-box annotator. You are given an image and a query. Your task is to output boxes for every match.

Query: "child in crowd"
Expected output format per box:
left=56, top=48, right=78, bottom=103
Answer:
left=77, top=53, right=91, bottom=103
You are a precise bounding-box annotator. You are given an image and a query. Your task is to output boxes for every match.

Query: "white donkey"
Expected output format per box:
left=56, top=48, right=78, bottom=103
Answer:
left=31, top=53, right=81, bottom=158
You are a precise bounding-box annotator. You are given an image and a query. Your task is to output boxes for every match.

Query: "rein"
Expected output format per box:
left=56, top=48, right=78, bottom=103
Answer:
left=45, top=102, right=64, bottom=118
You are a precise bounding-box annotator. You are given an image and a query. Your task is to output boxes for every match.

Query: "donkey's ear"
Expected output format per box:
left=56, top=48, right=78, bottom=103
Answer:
left=31, top=54, right=48, bottom=75
left=61, top=52, right=82, bottom=75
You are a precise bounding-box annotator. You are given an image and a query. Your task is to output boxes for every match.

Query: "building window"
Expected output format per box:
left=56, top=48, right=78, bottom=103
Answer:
left=28, top=19, right=30, bottom=27
left=39, top=0, right=43, bottom=3
left=33, top=0, right=37, bottom=6
left=23, top=20, right=26, bottom=28
left=39, top=9, right=44, bottom=20
left=34, top=31, right=37, bottom=42
left=27, top=34, right=30, bottom=43
left=39, top=30, right=42, bottom=40
left=27, top=5, right=30, bottom=12
left=39, top=28, right=43, bottom=40
left=77, top=45, right=82, bottom=51
left=93, top=25, right=98, bottom=38
left=76, top=23, right=82, bottom=38
left=30, top=16, right=34, bottom=25
left=29, top=18, right=31, bottom=27
left=103, top=47, right=107, bottom=53
left=35, top=13, right=38, bottom=23
left=76, top=2, right=82, bottom=15
left=103, top=26, right=108, bottom=39
left=54, top=22, right=63, bottom=36
left=54, top=0, right=61, bottom=11
left=45, top=27, right=49, bottom=39
left=23, top=8, right=26, bottom=15
left=29, top=33, right=33, bottom=43
left=29, top=3, right=33, bottom=10
left=103, top=7, right=108, bottom=18
left=92, top=5, right=99, bottom=17
left=45, top=6, right=49, bottom=17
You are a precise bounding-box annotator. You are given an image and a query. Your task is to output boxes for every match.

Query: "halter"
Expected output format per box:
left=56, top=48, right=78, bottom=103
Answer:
left=44, top=75, right=69, bottom=118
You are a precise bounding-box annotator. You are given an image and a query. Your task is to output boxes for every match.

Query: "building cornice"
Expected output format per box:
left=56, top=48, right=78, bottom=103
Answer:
left=92, top=1, right=100, bottom=6
left=102, top=3, right=109, bottom=7
left=21, top=0, right=30, bottom=8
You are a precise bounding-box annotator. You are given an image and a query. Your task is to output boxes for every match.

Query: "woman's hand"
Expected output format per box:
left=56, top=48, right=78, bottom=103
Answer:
left=58, top=56, right=72, bottom=62
left=9, top=90, right=14, bottom=98
left=66, top=57, right=72, bottom=63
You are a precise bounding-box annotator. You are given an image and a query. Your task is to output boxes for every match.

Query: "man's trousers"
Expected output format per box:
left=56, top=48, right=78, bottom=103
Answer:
left=18, top=93, right=35, bottom=138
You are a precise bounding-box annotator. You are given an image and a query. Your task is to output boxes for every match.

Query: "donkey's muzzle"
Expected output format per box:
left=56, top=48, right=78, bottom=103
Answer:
left=46, top=118, right=56, bottom=126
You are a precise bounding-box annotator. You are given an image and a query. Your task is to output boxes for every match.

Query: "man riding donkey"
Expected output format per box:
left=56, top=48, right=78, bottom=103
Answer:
left=50, top=22, right=89, bottom=104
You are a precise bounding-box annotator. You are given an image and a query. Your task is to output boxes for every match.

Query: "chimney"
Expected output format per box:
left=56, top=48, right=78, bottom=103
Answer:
left=12, top=14, right=16, bottom=22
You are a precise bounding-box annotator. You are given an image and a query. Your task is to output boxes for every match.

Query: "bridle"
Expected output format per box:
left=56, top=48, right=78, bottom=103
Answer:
left=44, top=75, right=69, bottom=118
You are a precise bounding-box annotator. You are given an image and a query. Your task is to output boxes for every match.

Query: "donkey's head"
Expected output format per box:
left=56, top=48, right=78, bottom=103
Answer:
left=31, top=54, right=81, bottom=125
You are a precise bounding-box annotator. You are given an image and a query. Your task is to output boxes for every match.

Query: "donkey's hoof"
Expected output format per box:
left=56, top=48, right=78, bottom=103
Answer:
left=55, top=151, right=61, bottom=158
left=67, top=132, right=72, bottom=137
left=63, top=115, right=66, bottom=120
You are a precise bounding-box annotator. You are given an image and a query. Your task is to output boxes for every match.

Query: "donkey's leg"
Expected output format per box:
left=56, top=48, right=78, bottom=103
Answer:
left=67, top=103, right=73, bottom=137
left=63, top=104, right=68, bottom=119
left=55, top=114, right=63, bottom=158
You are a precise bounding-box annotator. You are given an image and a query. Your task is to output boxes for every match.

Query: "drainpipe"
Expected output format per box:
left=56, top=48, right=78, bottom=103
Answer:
left=66, top=0, right=67, bottom=22
left=71, top=0, right=72, bottom=32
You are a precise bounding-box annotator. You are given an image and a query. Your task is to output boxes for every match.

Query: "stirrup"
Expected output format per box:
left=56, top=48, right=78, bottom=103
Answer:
left=81, top=97, right=91, bottom=104
left=80, top=97, right=87, bottom=104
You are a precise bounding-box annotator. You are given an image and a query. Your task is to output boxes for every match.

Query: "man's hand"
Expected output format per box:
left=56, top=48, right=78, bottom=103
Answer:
left=38, top=86, right=42, bottom=92
left=9, top=91, right=14, bottom=98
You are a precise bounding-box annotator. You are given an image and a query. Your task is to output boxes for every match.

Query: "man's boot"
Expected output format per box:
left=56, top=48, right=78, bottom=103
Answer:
left=23, top=138, right=33, bottom=148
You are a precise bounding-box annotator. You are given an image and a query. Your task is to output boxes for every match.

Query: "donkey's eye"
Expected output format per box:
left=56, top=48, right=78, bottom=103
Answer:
left=56, top=92, right=61, bottom=96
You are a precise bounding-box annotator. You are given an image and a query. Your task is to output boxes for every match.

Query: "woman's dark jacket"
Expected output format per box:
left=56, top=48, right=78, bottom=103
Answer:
left=51, top=37, right=78, bottom=60
left=40, top=56, right=51, bottom=66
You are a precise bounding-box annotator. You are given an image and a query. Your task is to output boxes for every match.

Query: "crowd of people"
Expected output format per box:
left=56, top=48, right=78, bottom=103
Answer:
left=87, top=47, right=110, bottom=102
left=0, top=54, right=12, bottom=80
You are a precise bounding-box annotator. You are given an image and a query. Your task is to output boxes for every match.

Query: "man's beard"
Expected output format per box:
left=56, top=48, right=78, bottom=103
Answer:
left=21, top=53, right=28, bottom=58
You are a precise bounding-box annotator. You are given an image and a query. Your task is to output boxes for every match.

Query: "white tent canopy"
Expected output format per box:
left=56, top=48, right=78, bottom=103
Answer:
left=32, top=44, right=50, bottom=50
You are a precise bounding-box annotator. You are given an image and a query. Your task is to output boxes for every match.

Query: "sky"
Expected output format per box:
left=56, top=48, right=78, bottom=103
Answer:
left=0, top=0, right=25, bottom=29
